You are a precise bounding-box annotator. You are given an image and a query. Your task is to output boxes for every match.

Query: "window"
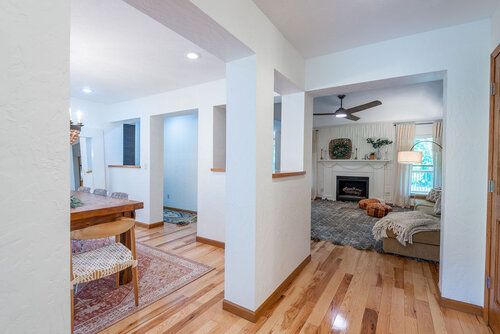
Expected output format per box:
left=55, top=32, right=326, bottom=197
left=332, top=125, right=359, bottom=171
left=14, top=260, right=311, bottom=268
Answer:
left=410, top=137, right=434, bottom=194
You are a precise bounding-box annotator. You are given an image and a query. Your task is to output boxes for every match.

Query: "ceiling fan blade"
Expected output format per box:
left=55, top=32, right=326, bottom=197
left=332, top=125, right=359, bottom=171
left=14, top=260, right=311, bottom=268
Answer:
left=345, top=100, right=382, bottom=114
left=345, top=114, right=360, bottom=121
left=313, top=113, right=335, bottom=116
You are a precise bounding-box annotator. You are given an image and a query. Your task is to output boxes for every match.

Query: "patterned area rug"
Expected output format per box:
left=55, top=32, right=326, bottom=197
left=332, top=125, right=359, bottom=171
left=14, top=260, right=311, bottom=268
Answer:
left=74, top=243, right=212, bottom=334
left=311, top=200, right=406, bottom=252
left=163, top=208, right=197, bottom=225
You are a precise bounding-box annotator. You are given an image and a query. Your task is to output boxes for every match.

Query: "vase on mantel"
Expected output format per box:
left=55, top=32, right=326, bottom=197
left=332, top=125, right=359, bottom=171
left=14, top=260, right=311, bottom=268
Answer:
left=376, top=148, right=382, bottom=160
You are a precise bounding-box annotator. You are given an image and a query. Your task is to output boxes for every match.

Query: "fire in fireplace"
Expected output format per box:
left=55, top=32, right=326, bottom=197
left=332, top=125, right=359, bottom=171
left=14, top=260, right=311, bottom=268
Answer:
left=336, top=176, right=369, bottom=202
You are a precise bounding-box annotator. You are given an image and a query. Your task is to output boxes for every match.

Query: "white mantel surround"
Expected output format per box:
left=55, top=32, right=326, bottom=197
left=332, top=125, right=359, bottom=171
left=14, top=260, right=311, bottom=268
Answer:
left=317, top=159, right=391, bottom=202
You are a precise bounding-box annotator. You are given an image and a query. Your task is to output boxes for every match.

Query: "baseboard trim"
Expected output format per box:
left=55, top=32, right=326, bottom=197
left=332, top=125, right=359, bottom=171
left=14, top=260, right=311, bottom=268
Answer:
left=196, top=236, right=225, bottom=249
left=223, top=254, right=312, bottom=322
left=164, top=206, right=197, bottom=214
left=440, top=296, right=483, bottom=316
left=135, top=221, right=164, bottom=229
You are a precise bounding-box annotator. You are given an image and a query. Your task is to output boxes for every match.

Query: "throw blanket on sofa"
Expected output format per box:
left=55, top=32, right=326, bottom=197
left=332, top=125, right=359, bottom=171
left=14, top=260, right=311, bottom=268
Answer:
left=372, top=211, right=440, bottom=246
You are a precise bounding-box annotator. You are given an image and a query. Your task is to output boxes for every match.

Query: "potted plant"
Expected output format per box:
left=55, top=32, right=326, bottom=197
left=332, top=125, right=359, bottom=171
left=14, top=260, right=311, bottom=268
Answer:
left=366, top=138, right=393, bottom=160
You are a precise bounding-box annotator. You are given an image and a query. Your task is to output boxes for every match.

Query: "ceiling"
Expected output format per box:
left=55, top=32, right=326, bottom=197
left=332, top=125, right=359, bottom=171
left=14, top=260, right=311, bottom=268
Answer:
left=313, top=80, right=443, bottom=128
left=253, top=0, right=497, bottom=58
left=71, top=0, right=225, bottom=104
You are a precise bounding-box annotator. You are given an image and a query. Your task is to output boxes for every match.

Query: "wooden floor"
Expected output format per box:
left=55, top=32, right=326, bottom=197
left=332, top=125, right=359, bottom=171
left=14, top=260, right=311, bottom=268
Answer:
left=100, top=223, right=491, bottom=333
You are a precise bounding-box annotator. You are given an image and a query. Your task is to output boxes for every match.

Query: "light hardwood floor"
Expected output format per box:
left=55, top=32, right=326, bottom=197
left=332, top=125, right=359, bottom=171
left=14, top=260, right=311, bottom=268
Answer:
left=100, top=223, right=491, bottom=333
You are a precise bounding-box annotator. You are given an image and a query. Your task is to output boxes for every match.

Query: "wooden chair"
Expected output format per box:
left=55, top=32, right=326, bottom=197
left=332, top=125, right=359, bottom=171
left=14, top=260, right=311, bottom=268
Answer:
left=70, top=217, right=139, bottom=330
left=77, top=186, right=90, bottom=193
left=111, top=192, right=129, bottom=200
left=93, top=188, right=108, bottom=196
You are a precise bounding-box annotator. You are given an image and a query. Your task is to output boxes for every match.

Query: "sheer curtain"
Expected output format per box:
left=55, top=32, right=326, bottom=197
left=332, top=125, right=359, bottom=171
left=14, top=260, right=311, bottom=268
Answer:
left=433, top=121, right=443, bottom=187
left=394, top=123, right=416, bottom=207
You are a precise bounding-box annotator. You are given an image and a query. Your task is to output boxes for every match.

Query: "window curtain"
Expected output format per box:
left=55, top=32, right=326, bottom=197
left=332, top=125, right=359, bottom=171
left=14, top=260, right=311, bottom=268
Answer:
left=394, top=123, right=416, bottom=207
left=432, top=120, right=443, bottom=187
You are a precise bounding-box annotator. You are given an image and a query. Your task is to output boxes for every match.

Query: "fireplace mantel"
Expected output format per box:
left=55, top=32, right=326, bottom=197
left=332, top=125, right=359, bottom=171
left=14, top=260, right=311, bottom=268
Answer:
left=317, top=159, right=392, bottom=202
left=318, top=159, right=390, bottom=163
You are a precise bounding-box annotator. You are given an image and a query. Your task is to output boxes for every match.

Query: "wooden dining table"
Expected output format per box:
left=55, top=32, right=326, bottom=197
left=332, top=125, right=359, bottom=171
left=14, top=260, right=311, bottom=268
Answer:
left=70, top=191, right=144, bottom=284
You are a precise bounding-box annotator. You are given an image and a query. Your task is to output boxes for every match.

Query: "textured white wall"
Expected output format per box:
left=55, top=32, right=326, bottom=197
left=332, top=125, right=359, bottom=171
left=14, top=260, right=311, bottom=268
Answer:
left=194, top=0, right=310, bottom=311
left=0, top=1, right=70, bottom=332
left=100, top=81, right=226, bottom=241
left=163, top=113, right=198, bottom=211
left=307, top=20, right=490, bottom=306
left=493, top=5, right=500, bottom=51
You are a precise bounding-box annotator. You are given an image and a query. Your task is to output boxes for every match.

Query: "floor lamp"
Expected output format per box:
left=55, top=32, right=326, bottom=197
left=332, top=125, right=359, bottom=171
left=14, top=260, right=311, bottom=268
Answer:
left=397, top=140, right=443, bottom=208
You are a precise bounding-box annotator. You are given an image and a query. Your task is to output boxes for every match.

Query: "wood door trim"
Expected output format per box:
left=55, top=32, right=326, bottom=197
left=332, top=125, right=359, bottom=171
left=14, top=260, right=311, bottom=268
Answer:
left=485, top=43, right=500, bottom=323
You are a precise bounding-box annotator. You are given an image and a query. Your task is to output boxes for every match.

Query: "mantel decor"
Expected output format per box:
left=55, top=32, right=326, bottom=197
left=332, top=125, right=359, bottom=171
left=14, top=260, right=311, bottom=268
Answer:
left=329, top=138, right=352, bottom=159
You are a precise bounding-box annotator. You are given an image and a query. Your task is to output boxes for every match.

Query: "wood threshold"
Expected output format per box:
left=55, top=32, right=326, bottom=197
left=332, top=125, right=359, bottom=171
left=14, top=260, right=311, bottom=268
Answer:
left=135, top=221, right=164, bottom=229
left=164, top=206, right=197, bottom=215
left=108, top=165, right=141, bottom=168
left=272, top=171, right=306, bottom=179
left=196, top=236, right=225, bottom=249
left=223, top=254, right=311, bottom=322
left=210, top=168, right=226, bottom=172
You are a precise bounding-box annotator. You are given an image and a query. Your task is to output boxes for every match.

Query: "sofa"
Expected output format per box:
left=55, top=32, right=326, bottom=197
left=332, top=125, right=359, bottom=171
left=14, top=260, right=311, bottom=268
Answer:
left=382, top=191, right=441, bottom=261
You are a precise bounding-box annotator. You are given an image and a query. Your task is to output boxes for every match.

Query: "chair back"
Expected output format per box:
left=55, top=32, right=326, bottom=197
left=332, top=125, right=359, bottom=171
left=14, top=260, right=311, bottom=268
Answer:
left=93, top=188, right=108, bottom=196
left=71, top=218, right=135, bottom=240
left=77, top=186, right=90, bottom=193
left=111, top=192, right=129, bottom=200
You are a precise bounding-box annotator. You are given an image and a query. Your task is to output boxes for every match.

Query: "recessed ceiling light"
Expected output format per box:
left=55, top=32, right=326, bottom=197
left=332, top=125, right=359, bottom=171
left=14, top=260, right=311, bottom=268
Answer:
left=82, top=87, right=92, bottom=94
left=186, top=52, right=200, bottom=60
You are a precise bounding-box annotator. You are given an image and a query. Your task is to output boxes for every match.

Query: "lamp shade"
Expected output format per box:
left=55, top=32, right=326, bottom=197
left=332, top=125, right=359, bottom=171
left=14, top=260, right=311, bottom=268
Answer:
left=398, top=151, right=422, bottom=164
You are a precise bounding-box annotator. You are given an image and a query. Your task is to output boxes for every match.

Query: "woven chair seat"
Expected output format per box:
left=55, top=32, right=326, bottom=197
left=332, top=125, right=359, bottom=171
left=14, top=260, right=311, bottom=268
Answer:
left=71, top=243, right=137, bottom=285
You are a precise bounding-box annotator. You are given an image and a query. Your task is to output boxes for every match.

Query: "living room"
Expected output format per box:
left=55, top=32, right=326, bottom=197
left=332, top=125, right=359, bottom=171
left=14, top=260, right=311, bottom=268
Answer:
left=311, top=76, right=444, bottom=261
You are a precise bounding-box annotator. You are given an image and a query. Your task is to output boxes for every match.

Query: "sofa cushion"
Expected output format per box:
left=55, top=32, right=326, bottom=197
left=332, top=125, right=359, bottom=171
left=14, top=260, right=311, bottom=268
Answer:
left=426, top=187, right=442, bottom=203
left=386, top=229, right=440, bottom=246
left=434, top=197, right=442, bottom=215
left=414, top=198, right=434, bottom=208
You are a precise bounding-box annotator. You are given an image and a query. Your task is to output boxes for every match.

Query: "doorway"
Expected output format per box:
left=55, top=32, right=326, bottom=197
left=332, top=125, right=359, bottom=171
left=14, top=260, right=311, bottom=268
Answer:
left=162, top=111, right=199, bottom=233
left=486, top=44, right=500, bottom=332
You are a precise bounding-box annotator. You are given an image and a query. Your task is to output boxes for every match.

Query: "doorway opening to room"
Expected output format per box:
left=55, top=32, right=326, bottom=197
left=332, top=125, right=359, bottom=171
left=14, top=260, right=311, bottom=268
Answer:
left=310, top=72, right=445, bottom=264
left=162, top=110, right=199, bottom=237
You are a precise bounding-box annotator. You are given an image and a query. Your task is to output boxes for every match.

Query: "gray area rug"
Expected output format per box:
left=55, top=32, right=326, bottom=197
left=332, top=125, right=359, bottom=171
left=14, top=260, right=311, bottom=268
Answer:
left=311, top=200, right=406, bottom=252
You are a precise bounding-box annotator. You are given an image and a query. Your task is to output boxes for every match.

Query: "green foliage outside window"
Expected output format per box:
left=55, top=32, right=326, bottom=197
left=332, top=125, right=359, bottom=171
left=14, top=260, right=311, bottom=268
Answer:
left=411, top=138, right=434, bottom=193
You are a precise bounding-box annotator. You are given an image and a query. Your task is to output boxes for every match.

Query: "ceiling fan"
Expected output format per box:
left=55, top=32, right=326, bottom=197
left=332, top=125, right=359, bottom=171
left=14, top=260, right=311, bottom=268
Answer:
left=313, top=94, right=382, bottom=121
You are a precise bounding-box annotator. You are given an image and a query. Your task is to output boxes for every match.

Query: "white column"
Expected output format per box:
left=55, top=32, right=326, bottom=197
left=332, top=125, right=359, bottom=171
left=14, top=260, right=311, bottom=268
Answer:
left=0, top=1, right=70, bottom=331
left=225, top=55, right=259, bottom=310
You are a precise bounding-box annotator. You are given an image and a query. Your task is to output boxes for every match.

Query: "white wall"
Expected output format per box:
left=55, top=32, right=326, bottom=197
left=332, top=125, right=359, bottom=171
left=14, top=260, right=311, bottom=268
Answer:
left=164, top=113, right=198, bottom=211
left=99, top=80, right=226, bottom=241
left=493, top=4, right=500, bottom=51
left=0, top=1, right=70, bottom=332
left=306, top=20, right=490, bottom=306
left=193, top=0, right=310, bottom=312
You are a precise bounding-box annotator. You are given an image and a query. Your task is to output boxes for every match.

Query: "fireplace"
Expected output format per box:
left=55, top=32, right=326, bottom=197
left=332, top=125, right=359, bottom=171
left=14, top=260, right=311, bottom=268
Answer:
left=336, top=176, right=369, bottom=202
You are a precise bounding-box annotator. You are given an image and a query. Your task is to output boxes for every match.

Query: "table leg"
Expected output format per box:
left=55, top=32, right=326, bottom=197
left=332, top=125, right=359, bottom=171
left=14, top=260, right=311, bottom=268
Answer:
left=119, top=211, right=135, bottom=284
